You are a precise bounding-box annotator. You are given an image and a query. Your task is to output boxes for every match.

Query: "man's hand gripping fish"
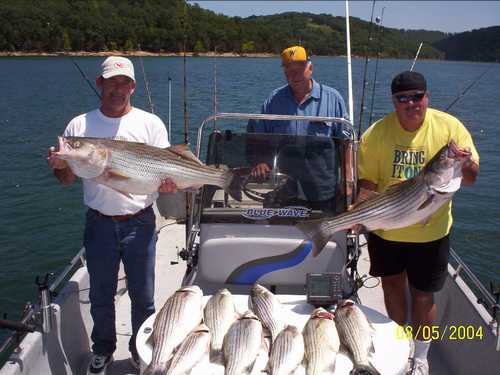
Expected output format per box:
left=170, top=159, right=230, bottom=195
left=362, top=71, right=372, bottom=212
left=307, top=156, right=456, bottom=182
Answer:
left=297, top=140, right=472, bottom=255
left=54, top=136, right=244, bottom=200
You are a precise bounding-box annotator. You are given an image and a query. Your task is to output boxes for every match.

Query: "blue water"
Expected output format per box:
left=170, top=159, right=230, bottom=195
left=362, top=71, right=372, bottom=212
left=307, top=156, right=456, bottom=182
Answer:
left=0, top=56, right=499, bottom=332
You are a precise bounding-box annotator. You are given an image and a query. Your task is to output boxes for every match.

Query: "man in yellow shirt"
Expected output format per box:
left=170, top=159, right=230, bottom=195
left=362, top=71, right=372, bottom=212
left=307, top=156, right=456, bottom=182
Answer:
left=358, top=71, right=479, bottom=375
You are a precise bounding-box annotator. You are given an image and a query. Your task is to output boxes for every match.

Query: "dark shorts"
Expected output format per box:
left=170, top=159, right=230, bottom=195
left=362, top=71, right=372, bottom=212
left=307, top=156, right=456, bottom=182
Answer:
left=367, top=233, right=450, bottom=293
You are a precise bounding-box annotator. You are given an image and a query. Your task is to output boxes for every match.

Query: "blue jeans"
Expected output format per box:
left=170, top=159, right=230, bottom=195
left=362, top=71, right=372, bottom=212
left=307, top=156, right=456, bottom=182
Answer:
left=84, top=206, right=156, bottom=356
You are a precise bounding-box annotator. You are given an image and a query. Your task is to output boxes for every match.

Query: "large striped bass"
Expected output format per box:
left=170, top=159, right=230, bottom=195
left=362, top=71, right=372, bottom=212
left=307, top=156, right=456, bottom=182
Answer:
left=302, top=308, right=340, bottom=375
left=203, top=288, right=238, bottom=361
left=165, top=324, right=211, bottom=375
left=334, top=300, right=380, bottom=375
left=249, top=284, right=285, bottom=344
left=267, top=325, right=304, bottom=375
left=223, top=311, right=263, bottom=375
left=297, top=140, right=471, bottom=255
left=144, top=285, right=203, bottom=375
left=55, top=136, right=244, bottom=201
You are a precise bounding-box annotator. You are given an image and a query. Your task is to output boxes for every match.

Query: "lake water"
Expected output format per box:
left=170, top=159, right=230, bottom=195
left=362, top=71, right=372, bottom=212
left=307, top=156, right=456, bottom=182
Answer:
left=0, top=56, right=499, bottom=335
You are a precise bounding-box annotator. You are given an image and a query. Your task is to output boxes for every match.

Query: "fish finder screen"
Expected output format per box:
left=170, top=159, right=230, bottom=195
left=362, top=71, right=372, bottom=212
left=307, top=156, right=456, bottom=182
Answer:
left=309, top=277, right=331, bottom=297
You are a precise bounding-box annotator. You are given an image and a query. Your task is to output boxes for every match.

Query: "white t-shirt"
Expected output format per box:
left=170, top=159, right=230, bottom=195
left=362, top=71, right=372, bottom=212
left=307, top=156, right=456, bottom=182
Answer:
left=63, top=107, right=170, bottom=215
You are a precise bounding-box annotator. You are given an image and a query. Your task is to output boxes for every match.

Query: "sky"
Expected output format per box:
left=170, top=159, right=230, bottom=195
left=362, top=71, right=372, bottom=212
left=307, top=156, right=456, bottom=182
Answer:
left=190, top=1, right=500, bottom=33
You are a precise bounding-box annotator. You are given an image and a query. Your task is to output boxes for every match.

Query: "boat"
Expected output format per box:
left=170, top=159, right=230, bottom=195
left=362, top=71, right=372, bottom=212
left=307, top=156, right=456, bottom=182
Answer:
left=0, top=110, right=499, bottom=374
left=1, top=5, right=499, bottom=375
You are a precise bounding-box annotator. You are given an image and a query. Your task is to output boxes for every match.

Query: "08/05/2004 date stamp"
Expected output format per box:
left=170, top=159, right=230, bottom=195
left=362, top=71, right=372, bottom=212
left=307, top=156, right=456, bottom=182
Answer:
left=395, top=325, right=484, bottom=341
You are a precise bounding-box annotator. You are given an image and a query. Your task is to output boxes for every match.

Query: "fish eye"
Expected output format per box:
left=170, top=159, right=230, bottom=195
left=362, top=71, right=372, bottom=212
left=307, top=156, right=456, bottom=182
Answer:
left=73, top=141, right=80, bottom=148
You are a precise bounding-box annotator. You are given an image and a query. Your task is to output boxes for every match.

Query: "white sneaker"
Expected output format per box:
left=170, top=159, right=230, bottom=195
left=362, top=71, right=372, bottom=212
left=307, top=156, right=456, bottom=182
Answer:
left=407, top=357, right=429, bottom=375
left=87, top=353, right=113, bottom=375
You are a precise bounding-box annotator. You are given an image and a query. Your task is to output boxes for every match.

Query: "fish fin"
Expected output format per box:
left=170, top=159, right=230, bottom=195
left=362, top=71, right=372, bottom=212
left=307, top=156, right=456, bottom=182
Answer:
left=338, top=342, right=350, bottom=356
left=110, top=188, right=134, bottom=199
left=418, top=214, right=433, bottom=226
left=107, top=169, right=131, bottom=180
left=223, top=168, right=245, bottom=202
left=167, top=144, right=204, bottom=165
left=353, top=363, right=381, bottom=375
left=209, top=349, right=224, bottom=364
left=356, top=187, right=379, bottom=203
left=295, top=221, right=332, bottom=257
left=417, top=195, right=434, bottom=210
left=385, top=179, right=415, bottom=193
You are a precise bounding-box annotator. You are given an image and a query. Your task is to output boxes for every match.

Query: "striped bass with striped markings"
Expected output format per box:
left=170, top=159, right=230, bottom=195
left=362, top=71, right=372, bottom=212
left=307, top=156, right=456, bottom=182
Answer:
left=249, top=284, right=286, bottom=343
left=303, top=308, right=340, bottom=375
left=144, top=285, right=203, bottom=375
left=334, top=300, right=380, bottom=375
left=55, top=136, right=244, bottom=200
left=223, top=311, right=263, bottom=375
left=165, top=324, right=211, bottom=375
left=297, top=140, right=471, bottom=255
left=267, top=325, right=304, bottom=375
left=203, top=288, right=238, bottom=361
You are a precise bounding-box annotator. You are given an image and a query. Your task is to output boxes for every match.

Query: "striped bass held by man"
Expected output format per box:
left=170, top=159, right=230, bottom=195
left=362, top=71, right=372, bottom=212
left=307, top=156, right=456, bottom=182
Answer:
left=297, top=140, right=472, bottom=255
left=55, top=136, right=245, bottom=201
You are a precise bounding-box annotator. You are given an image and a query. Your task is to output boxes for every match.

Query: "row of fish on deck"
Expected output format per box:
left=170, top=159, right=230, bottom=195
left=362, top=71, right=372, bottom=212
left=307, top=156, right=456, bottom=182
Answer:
left=144, top=284, right=379, bottom=375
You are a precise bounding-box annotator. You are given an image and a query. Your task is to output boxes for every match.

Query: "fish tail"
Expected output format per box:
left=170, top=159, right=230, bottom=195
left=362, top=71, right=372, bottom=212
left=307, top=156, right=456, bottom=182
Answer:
left=224, top=168, right=245, bottom=202
left=143, top=364, right=168, bottom=375
left=352, top=362, right=381, bottom=375
left=296, top=220, right=332, bottom=257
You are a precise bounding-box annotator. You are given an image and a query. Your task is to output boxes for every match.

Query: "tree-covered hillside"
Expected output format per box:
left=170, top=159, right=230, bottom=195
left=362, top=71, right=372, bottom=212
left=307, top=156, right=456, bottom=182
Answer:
left=0, top=0, right=498, bottom=62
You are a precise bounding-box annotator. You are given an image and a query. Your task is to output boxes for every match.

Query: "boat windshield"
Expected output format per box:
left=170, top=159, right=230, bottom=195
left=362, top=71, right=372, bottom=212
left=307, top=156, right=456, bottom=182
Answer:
left=200, top=130, right=352, bottom=224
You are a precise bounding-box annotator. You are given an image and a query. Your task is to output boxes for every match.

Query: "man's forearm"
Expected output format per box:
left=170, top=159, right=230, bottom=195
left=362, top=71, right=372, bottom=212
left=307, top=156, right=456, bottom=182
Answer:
left=54, top=167, right=76, bottom=186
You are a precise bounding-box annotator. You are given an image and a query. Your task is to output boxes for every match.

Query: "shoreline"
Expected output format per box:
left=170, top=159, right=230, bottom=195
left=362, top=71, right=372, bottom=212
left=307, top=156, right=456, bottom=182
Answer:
left=0, top=50, right=277, bottom=58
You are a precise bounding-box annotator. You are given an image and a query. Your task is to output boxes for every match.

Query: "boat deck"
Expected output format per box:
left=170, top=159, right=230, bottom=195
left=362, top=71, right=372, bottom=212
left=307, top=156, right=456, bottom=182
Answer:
left=105, top=222, right=389, bottom=375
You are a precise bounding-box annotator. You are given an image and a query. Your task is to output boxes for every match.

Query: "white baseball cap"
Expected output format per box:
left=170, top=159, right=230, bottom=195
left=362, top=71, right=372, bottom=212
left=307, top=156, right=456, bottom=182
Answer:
left=100, top=56, right=135, bottom=81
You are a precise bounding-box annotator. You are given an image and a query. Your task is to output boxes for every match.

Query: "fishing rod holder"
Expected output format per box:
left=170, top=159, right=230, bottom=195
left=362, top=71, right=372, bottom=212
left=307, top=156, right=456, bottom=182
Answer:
left=35, top=273, right=54, bottom=334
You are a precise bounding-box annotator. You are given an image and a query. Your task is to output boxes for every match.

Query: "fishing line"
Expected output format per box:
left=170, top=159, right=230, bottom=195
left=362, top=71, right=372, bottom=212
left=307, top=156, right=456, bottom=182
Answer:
left=357, top=0, right=377, bottom=140
left=138, top=44, right=155, bottom=114
left=445, top=65, right=492, bottom=112
left=70, top=58, right=101, bottom=100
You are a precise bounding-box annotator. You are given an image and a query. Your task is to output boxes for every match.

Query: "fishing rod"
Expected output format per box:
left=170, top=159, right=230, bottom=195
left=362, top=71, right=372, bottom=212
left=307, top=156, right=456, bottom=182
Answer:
left=212, top=46, right=218, bottom=132
left=410, top=42, right=423, bottom=71
left=357, top=0, right=377, bottom=140
left=445, top=65, right=492, bottom=112
left=71, top=58, right=101, bottom=100
left=168, top=76, right=172, bottom=143
left=345, top=0, right=355, bottom=130
left=368, top=7, right=385, bottom=126
left=138, top=44, right=155, bottom=114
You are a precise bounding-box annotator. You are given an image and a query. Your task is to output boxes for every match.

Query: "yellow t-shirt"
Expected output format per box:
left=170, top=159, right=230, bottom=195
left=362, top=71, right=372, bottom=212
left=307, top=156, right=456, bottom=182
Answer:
left=358, top=108, right=479, bottom=242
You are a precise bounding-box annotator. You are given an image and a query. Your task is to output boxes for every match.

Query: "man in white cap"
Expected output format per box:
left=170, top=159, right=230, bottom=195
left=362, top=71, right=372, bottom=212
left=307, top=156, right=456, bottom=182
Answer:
left=47, top=56, right=176, bottom=374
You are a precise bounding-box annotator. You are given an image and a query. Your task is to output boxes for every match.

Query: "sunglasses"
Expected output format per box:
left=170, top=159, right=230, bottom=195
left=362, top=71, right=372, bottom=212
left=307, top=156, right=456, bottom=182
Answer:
left=394, top=92, right=426, bottom=103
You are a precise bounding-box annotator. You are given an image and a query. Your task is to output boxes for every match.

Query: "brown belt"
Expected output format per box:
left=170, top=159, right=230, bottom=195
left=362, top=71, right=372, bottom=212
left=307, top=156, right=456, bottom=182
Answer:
left=89, top=205, right=152, bottom=222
